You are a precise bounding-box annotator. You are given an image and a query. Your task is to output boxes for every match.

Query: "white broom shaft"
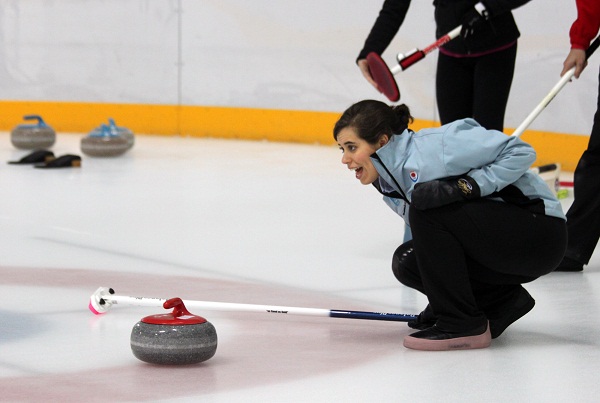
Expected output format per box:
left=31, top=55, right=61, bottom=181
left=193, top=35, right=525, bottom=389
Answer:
left=511, top=68, right=575, bottom=138
left=422, top=26, right=461, bottom=54
left=104, top=294, right=331, bottom=317
left=99, top=293, right=417, bottom=321
left=512, top=35, right=600, bottom=138
left=393, top=25, right=462, bottom=74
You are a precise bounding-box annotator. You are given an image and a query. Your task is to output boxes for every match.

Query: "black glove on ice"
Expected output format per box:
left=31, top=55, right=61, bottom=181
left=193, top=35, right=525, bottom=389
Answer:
left=411, top=176, right=481, bottom=210
left=460, top=2, right=490, bottom=41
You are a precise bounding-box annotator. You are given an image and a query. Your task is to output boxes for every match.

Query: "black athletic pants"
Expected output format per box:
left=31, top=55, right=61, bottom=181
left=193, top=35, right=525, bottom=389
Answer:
left=400, top=199, right=566, bottom=332
left=563, top=66, right=600, bottom=264
left=436, top=43, right=517, bottom=132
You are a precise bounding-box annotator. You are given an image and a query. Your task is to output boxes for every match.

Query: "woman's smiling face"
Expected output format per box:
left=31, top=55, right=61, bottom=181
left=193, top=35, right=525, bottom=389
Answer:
left=337, top=127, right=388, bottom=185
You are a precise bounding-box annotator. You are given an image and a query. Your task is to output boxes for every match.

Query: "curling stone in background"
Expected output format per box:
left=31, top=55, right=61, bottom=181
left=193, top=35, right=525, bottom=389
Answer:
left=130, top=297, right=218, bottom=365
left=107, top=118, right=134, bottom=149
left=11, top=115, right=56, bottom=150
left=89, top=118, right=135, bottom=149
left=81, top=123, right=129, bottom=157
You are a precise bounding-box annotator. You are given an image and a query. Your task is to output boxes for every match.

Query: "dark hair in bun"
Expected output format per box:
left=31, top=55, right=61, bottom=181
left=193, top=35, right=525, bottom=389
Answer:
left=333, top=100, right=413, bottom=144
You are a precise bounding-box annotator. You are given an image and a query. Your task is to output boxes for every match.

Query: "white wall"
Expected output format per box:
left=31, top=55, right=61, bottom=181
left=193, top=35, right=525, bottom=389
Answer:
left=0, top=0, right=596, bottom=135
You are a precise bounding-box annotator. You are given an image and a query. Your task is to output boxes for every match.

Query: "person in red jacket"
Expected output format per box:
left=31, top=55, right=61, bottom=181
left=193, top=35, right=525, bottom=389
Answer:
left=555, top=0, right=600, bottom=272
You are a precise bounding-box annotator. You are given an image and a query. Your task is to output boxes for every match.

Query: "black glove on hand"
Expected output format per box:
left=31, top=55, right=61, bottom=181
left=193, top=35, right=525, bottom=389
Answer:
left=411, top=176, right=481, bottom=210
left=460, top=2, right=490, bottom=41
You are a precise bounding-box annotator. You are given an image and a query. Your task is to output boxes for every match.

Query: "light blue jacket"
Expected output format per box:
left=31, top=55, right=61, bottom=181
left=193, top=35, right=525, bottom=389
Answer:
left=370, top=118, right=566, bottom=224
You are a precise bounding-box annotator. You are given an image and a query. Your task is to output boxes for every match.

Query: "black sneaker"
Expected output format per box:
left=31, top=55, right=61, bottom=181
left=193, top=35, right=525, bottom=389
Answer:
left=488, top=288, right=535, bottom=339
left=554, top=256, right=584, bottom=272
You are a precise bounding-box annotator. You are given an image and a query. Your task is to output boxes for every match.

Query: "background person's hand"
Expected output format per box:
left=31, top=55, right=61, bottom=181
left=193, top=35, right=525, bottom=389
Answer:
left=357, top=58, right=379, bottom=90
left=460, top=2, right=489, bottom=41
left=561, top=48, right=587, bottom=78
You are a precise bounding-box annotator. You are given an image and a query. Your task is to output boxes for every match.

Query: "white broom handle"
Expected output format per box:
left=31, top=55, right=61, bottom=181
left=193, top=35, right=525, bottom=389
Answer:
left=104, top=294, right=331, bottom=317
left=92, top=288, right=418, bottom=322
left=511, top=68, right=576, bottom=138
left=512, top=35, right=600, bottom=138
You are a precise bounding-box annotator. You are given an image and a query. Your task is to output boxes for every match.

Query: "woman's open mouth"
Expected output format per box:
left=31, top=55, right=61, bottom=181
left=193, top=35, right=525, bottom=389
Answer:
left=355, top=167, right=363, bottom=180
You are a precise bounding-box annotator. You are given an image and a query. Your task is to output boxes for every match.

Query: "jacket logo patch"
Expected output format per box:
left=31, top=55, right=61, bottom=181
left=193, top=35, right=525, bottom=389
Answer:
left=457, top=178, right=473, bottom=195
left=409, top=171, right=418, bottom=182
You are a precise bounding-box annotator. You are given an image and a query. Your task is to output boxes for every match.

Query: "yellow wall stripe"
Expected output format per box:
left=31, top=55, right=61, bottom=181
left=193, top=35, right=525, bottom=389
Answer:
left=0, top=100, right=587, bottom=171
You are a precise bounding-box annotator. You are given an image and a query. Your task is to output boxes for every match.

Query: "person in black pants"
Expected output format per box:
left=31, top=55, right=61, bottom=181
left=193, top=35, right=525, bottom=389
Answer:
left=357, top=0, right=530, bottom=132
left=334, top=100, right=567, bottom=350
left=555, top=0, right=600, bottom=272
left=558, top=73, right=600, bottom=271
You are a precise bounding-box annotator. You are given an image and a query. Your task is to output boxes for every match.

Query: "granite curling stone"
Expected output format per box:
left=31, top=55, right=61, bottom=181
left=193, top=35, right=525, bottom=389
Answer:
left=130, top=297, right=218, bottom=365
left=107, top=118, right=134, bottom=149
left=11, top=115, right=56, bottom=150
left=81, top=123, right=129, bottom=157
left=89, top=118, right=134, bottom=149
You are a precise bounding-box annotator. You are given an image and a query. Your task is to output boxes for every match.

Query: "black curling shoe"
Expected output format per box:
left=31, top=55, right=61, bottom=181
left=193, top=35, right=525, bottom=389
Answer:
left=488, top=288, right=535, bottom=339
left=404, top=322, right=491, bottom=351
left=554, top=256, right=584, bottom=272
left=407, top=304, right=437, bottom=330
